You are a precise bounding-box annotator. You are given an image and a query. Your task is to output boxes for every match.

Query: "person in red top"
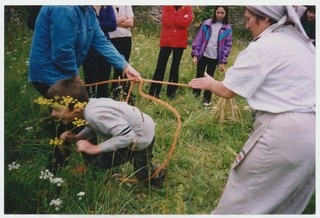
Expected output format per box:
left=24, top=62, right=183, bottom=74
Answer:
left=149, top=6, right=193, bottom=99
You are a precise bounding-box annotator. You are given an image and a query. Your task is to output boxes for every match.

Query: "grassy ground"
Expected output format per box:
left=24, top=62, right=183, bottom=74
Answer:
left=4, top=15, right=315, bottom=214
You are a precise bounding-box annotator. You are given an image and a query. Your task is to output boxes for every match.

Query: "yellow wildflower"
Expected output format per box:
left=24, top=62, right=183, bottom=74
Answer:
left=74, top=101, right=87, bottom=110
left=62, top=96, right=76, bottom=106
left=34, top=96, right=53, bottom=105
left=72, top=117, right=88, bottom=127
left=50, top=102, right=67, bottom=111
left=34, top=96, right=87, bottom=111
left=49, top=137, right=63, bottom=147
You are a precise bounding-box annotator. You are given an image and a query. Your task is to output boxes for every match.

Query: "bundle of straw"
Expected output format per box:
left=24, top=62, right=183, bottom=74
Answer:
left=211, top=67, right=241, bottom=123
left=213, top=97, right=241, bottom=123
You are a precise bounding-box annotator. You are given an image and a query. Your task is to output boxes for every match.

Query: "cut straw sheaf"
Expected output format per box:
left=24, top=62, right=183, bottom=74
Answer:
left=212, top=68, right=241, bottom=123
left=213, top=97, right=241, bottom=123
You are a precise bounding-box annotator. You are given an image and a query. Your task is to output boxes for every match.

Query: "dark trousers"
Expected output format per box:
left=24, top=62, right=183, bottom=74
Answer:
left=149, top=46, right=184, bottom=98
left=192, top=56, right=218, bottom=103
left=82, top=48, right=111, bottom=98
left=110, top=37, right=132, bottom=101
left=32, top=82, right=51, bottom=97
left=93, top=138, right=156, bottom=181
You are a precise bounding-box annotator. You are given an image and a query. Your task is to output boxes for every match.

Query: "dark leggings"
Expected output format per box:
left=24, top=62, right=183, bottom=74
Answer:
left=192, top=56, right=218, bottom=103
left=82, top=48, right=112, bottom=98
left=31, top=82, right=51, bottom=97
left=94, top=138, right=156, bottom=181
left=110, top=37, right=132, bottom=100
left=149, top=47, right=184, bottom=98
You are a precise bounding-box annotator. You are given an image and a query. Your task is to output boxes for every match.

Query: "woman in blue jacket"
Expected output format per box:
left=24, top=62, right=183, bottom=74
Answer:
left=191, top=6, right=232, bottom=107
left=28, top=6, right=140, bottom=97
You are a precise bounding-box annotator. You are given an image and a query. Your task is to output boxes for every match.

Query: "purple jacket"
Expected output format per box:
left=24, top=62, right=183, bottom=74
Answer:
left=191, top=18, right=232, bottom=64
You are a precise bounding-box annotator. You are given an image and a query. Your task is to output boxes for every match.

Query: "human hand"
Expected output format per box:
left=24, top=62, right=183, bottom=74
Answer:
left=60, top=131, right=76, bottom=143
left=189, top=72, right=215, bottom=91
left=76, top=140, right=102, bottom=155
left=192, top=56, right=198, bottom=64
left=118, top=16, right=127, bottom=23
left=218, top=64, right=226, bottom=72
left=123, top=64, right=141, bottom=82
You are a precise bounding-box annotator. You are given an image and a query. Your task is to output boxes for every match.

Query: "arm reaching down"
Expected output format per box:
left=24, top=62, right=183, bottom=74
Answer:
left=189, top=72, right=235, bottom=99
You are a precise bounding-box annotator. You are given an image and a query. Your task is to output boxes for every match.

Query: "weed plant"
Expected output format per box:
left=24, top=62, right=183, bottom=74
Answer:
left=4, top=10, right=315, bottom=215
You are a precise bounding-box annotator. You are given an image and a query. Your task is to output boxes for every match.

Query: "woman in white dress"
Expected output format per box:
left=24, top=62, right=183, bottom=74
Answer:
left=189, top=6, right=315, bottom=214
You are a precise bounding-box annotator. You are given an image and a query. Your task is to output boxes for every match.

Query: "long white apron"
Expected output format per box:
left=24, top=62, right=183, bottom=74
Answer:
left=213, top=111, right=315, bottom=214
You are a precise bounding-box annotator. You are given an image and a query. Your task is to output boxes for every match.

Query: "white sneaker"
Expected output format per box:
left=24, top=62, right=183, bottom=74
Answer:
left=203, top=102, right=211, bottom=107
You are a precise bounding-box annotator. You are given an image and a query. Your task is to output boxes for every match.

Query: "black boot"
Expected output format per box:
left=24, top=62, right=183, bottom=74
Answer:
left=148, top=168, right=166, bottom=189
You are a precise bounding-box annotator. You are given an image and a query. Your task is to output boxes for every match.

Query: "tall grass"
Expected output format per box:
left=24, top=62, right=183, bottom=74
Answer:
left=4, top=11, right=315, bottom=214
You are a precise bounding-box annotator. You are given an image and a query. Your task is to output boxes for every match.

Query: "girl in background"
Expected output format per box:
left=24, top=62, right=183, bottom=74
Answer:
left=301, top=6, right=315, bottom=46
left=109, top=5, right=135, bottom=103
left=191, top=6, right=232, bottom=107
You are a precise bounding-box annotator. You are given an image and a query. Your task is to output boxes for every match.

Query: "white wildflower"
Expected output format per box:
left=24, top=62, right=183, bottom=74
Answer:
left=50, top=198, right=63, bottom=211
left=25, top=127, right=33, bottom=131
left=50, top=177, right=64, bottom=186
left=77, top=191, right=85, bottom=200
left=8, top=162, right=20, bottom=171
left=39, top=169, right=54, bottom=180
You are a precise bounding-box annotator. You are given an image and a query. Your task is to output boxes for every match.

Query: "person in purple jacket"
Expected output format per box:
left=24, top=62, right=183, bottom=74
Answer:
left=82, top=6, right=117, bottom=98
left=191, top=6, right=232, bottom=107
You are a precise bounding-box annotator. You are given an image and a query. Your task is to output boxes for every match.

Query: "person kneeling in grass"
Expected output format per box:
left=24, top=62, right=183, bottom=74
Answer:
left=46, top=77, right=166, bottom=188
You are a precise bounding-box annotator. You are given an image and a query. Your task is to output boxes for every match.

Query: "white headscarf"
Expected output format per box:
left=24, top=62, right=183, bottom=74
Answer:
left=246, top=6, right=314, bottom=52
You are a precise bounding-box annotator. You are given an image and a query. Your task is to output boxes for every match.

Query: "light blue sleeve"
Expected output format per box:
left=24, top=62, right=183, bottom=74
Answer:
left=50, top=7, right=79, bottom=75
left=91, top=17, right=127, bottom=70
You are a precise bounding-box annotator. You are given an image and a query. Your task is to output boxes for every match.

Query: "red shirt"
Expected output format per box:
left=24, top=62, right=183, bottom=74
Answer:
left=160, top=6, right=193, bottom=48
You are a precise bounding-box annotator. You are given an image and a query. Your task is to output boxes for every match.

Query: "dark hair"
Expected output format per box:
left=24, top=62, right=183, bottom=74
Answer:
left=301, top=5, right=316, bottom=22
left=307, top=5, right=315, bottom=13
left=212, top=6, right=229, bottom=24
left=46, top=77, right=89, bottom=110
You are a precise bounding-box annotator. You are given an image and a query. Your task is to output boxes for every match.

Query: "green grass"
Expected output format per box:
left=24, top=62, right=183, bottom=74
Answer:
left=4, top=15, right=315, bottom=215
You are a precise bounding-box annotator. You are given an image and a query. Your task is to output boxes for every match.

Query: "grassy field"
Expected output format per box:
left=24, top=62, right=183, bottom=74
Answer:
left=4, top=15, right=315, bottom=214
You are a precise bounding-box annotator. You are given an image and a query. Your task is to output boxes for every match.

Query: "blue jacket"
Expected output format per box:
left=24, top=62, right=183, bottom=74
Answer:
left=191, top=18, right=232, bottom=64
left=28, top=6, right=126, bottom=86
